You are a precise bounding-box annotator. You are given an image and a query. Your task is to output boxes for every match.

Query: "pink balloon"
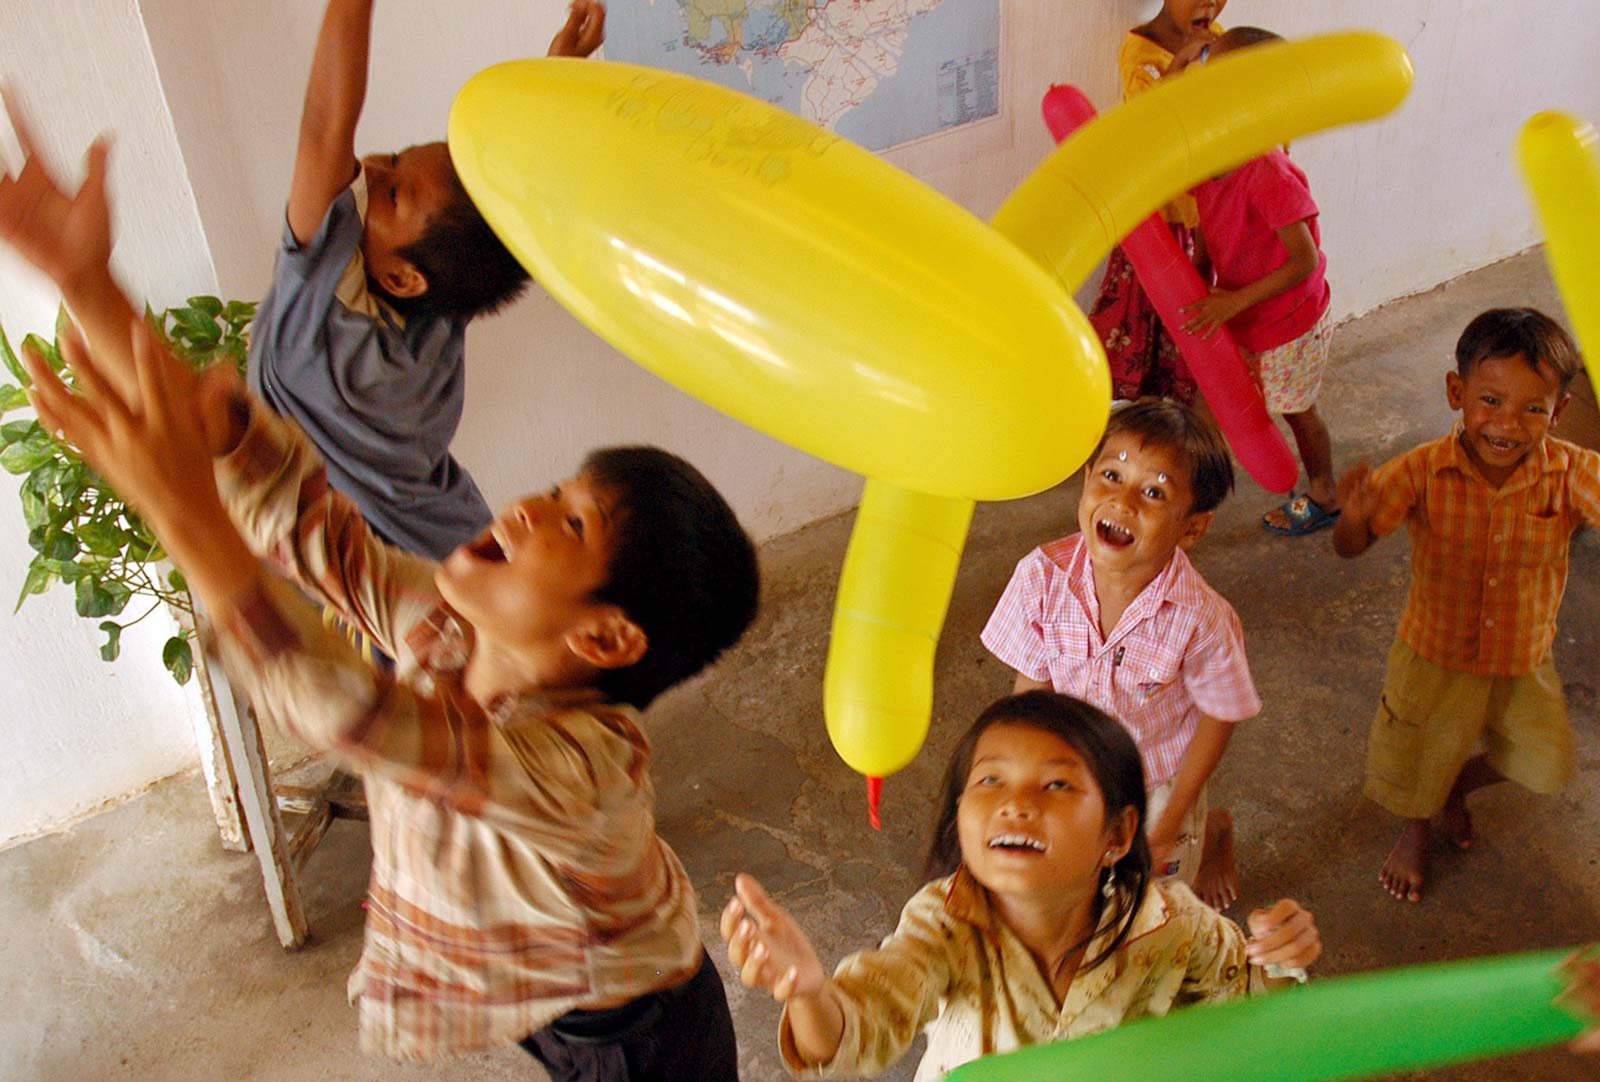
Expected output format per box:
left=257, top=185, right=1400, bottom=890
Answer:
left=1042, top=85, right=1298, bottom=494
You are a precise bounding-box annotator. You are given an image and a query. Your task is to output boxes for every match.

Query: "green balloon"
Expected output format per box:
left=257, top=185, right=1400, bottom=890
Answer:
left=946, top=949, right=1585, bottom=1082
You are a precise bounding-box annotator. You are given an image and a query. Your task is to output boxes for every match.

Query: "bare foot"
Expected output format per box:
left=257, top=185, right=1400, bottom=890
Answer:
left=1379, top=820, right=1429, bottom=903
left=1193, top=808, right=1238, bottom=910
left=1440, top=790, right=1475, bottom=850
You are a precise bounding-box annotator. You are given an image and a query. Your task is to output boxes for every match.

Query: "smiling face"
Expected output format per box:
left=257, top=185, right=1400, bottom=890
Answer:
left=1078, top=432, right=1211, bottom=586
left=1446, top=352, right=1568, bottom=488
left=956, top=723, right=1128, bottom=902
left=435, top=472, right=628, bottom=669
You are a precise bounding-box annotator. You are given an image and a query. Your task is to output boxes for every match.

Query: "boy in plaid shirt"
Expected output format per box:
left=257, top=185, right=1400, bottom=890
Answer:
left=1335, top=308, right=1600, bottom=903
left=982, top=400, right=1260, bottom=910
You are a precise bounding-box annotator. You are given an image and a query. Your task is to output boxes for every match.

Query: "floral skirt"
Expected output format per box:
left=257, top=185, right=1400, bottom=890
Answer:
left=1088, top=224, right=1199, bottom=405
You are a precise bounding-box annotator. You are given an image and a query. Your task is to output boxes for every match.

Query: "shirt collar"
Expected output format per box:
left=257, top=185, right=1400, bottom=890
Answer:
left=1065, top=535, right=1205, bottom=626
left=1428, top=425, right=1562, bottom=490
left=944, top=866, right=1175, bottom=964
left=403, top=603, right=603, bottom=722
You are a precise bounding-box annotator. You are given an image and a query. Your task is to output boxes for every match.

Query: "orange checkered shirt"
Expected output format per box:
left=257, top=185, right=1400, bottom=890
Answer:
left=1366, top=429, right=1600, bottom=675
left=210, top=404, right=704, bottom=1059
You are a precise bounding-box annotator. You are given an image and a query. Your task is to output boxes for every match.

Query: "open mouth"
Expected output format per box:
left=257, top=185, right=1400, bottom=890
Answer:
left=1191, top=16, right=1213, bottom=32
left=988, top=833, right=1047, bottom=853
left=464, top=528, right=509, bottom=563
left=1096, top=519, right=1135, bottom=549
left=1482, top=435, right=1520, bottom=456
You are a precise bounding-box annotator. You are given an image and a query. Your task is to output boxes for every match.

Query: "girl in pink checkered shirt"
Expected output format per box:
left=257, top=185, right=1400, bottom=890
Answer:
left=982, top=400, right=1260, bottom=912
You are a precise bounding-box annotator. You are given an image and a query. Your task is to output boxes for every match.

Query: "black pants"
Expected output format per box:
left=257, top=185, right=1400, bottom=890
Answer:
left=520, top=952, right=739, bottom=1081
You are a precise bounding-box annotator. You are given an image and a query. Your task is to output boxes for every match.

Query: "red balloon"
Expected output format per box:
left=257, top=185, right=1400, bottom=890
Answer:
left=1042, top=85, right=1298, bottom=494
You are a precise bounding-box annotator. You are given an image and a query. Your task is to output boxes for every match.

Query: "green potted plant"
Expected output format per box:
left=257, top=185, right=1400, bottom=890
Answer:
left=0, top=296, right=255, bottom=682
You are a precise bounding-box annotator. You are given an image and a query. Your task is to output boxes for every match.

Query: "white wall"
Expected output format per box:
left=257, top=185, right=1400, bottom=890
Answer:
left=3, top=0, right=1599, bottom=840
left=0, top=0, right=217, bottom=842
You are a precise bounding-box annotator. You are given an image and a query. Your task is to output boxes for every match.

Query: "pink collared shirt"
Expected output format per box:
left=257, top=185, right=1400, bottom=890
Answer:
left=981, top=535, right=1260, bottom=787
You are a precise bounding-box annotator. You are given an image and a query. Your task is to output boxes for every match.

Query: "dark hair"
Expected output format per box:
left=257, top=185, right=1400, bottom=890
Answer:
left=1455, top=307, right=1582, bottom=392
left=1215, top=26, right=1284, bottom=53
left=1092, top=398, right=1235, bottom=513
left=581, top=446, right=760, bottom=709
left=925, top=691, right=1151, bottom=973
left=385, top=160, right=530, bottom=321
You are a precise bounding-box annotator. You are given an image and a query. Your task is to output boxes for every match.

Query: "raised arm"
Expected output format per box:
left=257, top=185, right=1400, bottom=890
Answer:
left=0, top=88, right=140, bottom=402
left=287, top=0, right=374, bottom=245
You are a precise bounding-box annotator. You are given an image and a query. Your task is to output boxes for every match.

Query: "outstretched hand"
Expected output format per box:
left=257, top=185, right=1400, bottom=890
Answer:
left=25, top=318, right=218, bottom=536
left=1245, top=898, right=1322, bottom=973
left=0, top=86, right=113, bottom=291
left=547, top=0, right=606, bottom=58
left=720, top=872, right=828, bottom=1004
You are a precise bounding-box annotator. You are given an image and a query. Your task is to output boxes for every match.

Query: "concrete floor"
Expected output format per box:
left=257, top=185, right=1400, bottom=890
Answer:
left=3, top=249, right=1597, bottom=1081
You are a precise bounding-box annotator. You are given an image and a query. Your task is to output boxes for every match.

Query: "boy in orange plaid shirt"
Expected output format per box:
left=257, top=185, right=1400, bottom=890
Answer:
left=1334, top=308, right=1600, bottom=903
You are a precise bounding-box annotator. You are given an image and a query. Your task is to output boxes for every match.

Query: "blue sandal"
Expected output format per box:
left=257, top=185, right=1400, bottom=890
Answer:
left=1263, top=495, right=1340, bottom=536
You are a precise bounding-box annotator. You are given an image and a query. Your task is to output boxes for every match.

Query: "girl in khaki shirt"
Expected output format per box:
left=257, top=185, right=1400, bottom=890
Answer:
left=721, top=691, right=1321, bottom=1080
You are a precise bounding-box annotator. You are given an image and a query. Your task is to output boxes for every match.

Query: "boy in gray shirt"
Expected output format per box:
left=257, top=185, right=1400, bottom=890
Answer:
left=250, top=0, right=604, bottom=560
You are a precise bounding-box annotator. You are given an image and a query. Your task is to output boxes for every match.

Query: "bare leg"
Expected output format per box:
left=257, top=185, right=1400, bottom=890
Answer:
left=1264, top=406, right=1339, bottom=529
left=1379, top=818, right=1430, bottom=902
left=1440, top=754, right=1505, bottom=850
left=1192, top=807, right=1238, bottom=910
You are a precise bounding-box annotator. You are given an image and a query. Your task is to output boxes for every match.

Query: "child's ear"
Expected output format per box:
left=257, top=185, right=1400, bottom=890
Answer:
left=1106, top=804, right=1140, bottom=862
left=1177, top=509, right=1214, bottom=550
left=565, top=608, right=648, bottom=671
left=1445, top=370, right=1465, bottom=411
left=377, top=259, right=429, bottom=301
left=1552, top=391, right=1573, bottom=426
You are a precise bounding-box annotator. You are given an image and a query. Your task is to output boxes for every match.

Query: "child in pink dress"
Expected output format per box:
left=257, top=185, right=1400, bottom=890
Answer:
left=1180, top=28, right=1341, bottom=538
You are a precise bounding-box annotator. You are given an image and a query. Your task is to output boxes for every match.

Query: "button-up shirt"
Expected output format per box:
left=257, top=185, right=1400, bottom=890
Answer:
left=981, top=535, right=1260, bottom=787
left=781, top=870, right=1257, bottom=1081
left=211, top=404, right=703, bottom=1059
left=1366, top=429, right=1600, bottom=675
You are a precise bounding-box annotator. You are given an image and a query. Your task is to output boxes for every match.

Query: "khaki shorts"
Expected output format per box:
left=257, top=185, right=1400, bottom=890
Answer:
left=1147, top=780, right=1208, bottom=887
left=1364, top=639, right=1573, bottom=819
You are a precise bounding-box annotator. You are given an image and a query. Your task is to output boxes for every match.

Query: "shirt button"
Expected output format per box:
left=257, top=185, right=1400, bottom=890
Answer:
left=1488, top=577, right=1499, bottom=587
left=1492, top=535, right=1503, bottom=543
left=1485, top=618, right=1496, bottom=627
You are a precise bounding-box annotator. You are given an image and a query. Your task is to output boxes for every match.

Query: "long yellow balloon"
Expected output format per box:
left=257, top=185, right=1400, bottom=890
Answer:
left=994, top=31, right=1414, bottom=288
left=1518, top=112, right=1600, bottom=390
left=448, top=33, right=1413, bottom=789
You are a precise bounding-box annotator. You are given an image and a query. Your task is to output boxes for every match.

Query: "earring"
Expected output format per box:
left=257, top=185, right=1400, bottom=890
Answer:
left=1100, top=852, right=1116, bottom=899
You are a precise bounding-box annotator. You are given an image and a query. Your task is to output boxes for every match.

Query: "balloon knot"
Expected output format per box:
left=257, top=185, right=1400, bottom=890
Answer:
left=867, top=776, right=883, bottom=830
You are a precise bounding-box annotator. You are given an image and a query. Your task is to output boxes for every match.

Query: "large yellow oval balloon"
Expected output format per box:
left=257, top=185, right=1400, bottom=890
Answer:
left=449, top=59, right=1107, bottom=503
left=1518, top=112, right=1600, bottom=389
left=448, top=33, right=1414, bottom=789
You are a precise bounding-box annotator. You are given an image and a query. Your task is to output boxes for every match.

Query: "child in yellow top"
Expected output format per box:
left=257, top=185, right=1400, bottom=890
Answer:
left=1087, top=0, right=1225, bottom=405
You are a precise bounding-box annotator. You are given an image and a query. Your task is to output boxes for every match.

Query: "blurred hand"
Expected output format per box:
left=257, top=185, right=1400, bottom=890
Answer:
left=0, top=86, right=114, bottom=292
left=720, top=873, right=828, bottom=1003
left=547, top=0, right=606, bottom=58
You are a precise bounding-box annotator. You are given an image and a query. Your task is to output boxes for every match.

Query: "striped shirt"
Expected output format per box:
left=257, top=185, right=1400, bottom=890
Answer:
left=981, top=535, right=1260, bottom=788
left=1366, top=429, right=1600, bottom=675
left=781, top=870, right=1257, bottom=1081
left=210, top=404, right=703, bottom=1059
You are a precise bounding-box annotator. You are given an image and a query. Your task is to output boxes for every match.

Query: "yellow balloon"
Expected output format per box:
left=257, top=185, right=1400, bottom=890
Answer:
left=1518, top=112, right=1600, bottom=390
left=448, top=34, right=1413, bottom=786
left=994, top=31, right=1414, bottom=288
left=449, top=60, right=1106, bottom=503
